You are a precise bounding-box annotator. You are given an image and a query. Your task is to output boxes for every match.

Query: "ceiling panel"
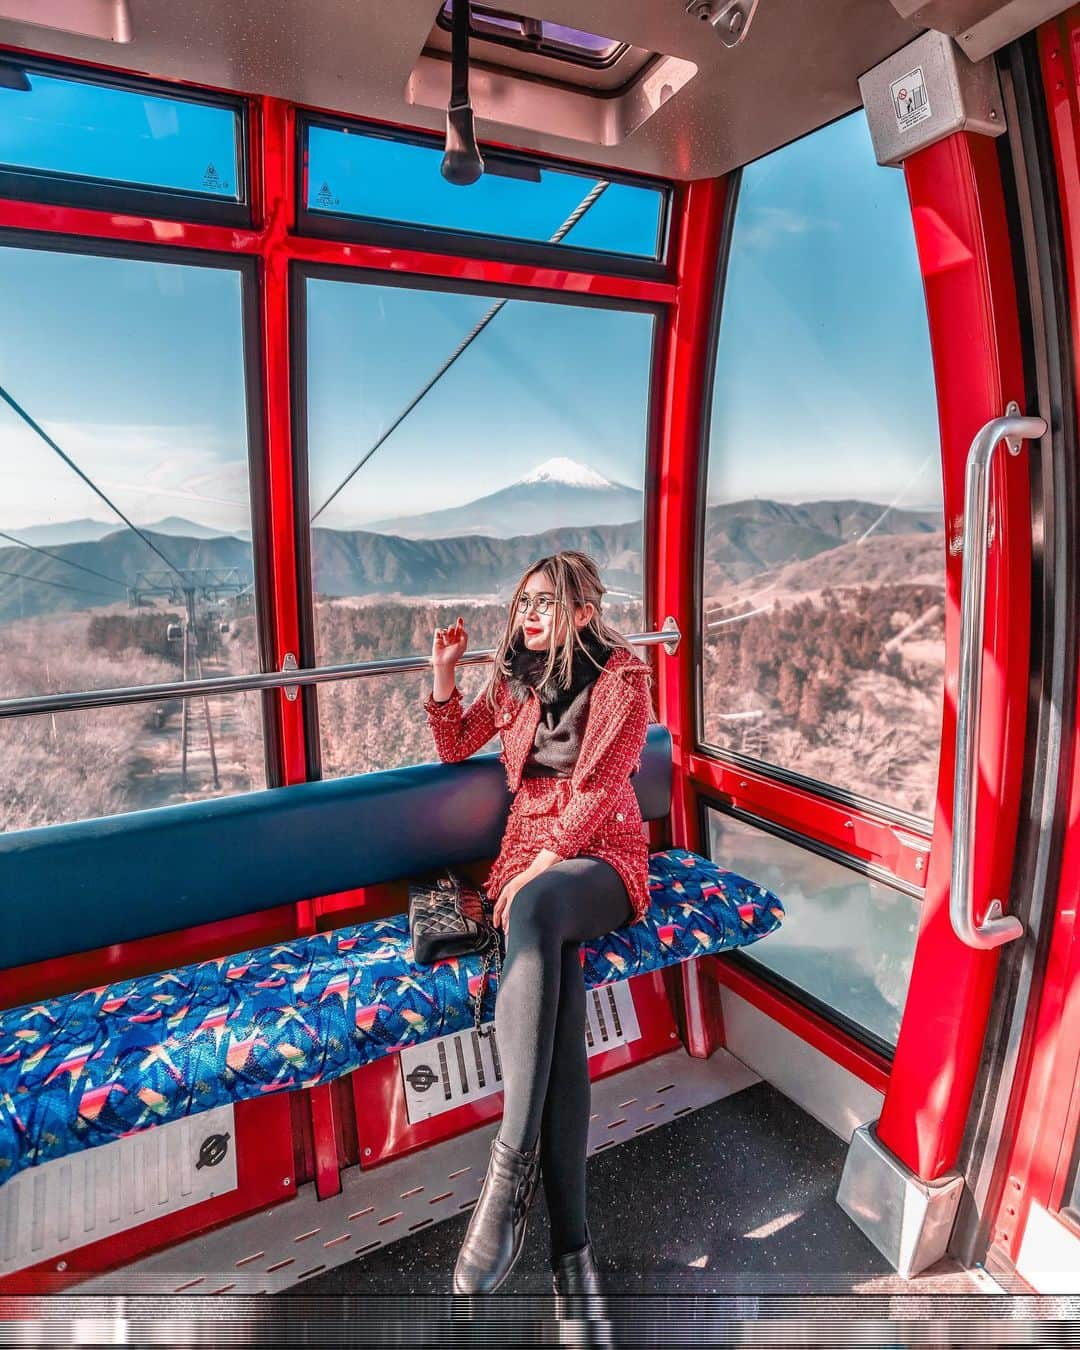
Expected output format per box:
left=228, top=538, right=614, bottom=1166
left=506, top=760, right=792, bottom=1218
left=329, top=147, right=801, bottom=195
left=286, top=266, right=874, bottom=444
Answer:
left=0, top=0, right=926, bottom=179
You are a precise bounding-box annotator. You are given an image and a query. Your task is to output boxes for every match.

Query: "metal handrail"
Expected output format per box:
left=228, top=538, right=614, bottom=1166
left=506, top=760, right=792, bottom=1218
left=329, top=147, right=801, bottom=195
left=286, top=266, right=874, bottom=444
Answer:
left=950, top=405, right=1045, bottom=950
left=0, top=616, right=681, bottom=720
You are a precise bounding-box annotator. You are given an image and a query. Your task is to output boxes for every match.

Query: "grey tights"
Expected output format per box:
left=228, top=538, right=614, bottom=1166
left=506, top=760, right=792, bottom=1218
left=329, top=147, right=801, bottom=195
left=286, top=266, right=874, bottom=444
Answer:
left=493, top=856, right=633, bottom=1261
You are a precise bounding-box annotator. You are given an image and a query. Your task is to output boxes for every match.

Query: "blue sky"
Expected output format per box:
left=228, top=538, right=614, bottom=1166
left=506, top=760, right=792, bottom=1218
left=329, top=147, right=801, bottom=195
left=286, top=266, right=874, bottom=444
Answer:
left=0, top=71, right=238, bottom=195
left=0, top=72, right=942, bottom=534
left=306, top=125, right=662, bottom=257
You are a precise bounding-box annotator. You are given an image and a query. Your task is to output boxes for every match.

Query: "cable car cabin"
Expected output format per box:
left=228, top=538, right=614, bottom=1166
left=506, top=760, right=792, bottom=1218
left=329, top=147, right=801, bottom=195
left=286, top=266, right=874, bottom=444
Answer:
left=0, top=0, right=1078, bottom=1324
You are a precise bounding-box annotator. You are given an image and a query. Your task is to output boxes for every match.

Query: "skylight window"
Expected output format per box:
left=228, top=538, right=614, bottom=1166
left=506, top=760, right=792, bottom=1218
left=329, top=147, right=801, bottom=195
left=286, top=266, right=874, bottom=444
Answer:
left=438, top=2, right=628, bottom=68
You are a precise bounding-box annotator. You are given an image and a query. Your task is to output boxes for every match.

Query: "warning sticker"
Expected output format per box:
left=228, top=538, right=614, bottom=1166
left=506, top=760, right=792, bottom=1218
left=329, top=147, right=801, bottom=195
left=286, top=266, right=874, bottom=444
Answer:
left=890, top=66, right=931, bottom=132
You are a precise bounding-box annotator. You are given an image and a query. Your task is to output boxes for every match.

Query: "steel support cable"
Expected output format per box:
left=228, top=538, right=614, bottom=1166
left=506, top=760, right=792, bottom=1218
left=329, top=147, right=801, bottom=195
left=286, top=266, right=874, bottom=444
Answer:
left=0, top=529, right=128, bottom=591
left=310, top=179, right=611, bottom=524
left=0, top=382, right=189, bottom=586
left=0, top=564, right=117, bottom=598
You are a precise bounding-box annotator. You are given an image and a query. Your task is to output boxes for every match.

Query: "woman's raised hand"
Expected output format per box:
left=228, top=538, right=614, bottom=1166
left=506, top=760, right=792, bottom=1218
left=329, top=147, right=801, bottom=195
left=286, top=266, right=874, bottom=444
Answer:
left=432, top=615, right=468, bottom=671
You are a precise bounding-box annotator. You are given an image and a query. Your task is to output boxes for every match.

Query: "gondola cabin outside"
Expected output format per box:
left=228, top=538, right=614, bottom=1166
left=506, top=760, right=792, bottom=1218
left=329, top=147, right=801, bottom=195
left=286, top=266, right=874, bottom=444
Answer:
left=0, top=0, right=1078, bottom=1324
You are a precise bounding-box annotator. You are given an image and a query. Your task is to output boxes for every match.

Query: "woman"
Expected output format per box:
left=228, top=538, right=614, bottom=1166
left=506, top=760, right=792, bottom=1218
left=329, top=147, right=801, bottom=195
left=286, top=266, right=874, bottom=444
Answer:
left=424, top=550, right=654, bottom=1300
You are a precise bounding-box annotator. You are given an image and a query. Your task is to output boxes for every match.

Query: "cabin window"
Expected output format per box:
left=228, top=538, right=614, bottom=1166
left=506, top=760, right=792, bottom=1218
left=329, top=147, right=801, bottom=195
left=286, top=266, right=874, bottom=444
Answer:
left=0, top=242, right=267, bottom=831
left=0, top=55, right=246, bottom=222
left=301, top=119, right=667, bottom=265
left=705, top=806, right=920, bottom=1049
left=296, top=269, right=656, bottom=779
left=699, top=109, right=943, bottom=824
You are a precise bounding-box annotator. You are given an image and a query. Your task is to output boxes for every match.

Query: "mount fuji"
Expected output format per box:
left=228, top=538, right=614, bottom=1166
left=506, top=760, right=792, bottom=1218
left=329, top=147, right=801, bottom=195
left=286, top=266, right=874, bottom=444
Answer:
left=356, top=457, right=642, bottom=539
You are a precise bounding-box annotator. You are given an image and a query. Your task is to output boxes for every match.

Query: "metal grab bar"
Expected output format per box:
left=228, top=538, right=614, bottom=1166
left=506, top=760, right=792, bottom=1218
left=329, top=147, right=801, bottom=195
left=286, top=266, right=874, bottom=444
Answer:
left=950, top=404, right=1045, bottom=950
left=0, top=616, right=682, bottom=721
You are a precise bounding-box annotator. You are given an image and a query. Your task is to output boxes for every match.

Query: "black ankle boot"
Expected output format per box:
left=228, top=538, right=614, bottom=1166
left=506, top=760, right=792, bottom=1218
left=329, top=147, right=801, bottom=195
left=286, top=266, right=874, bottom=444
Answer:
left=552, top=1239, right=602, bottom=1296
left=553, top=1226, right=618, bottom=1347
left=452, top=1135, right=540, bottom=1295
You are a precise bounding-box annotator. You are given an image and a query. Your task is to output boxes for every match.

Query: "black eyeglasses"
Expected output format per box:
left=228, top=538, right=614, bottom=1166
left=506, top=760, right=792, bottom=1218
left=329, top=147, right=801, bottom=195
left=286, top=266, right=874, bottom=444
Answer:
left=515, top=594, right=559, bottom=617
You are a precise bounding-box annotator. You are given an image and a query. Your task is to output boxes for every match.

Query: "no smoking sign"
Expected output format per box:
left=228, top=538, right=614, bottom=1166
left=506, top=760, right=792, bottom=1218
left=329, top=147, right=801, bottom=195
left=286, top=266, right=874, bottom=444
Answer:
left=889, top=65, right=931, bottom=132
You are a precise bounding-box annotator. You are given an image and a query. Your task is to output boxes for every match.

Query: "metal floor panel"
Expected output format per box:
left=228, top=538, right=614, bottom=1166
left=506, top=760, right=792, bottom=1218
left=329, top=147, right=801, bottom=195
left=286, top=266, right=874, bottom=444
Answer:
left=72, top=1045, right=760, bottom=1296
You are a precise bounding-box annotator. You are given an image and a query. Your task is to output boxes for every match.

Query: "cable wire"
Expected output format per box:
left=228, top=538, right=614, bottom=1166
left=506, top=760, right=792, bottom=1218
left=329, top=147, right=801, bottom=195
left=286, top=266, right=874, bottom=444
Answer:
left=0, top=383, right=188, bottom=585
left=0, top=564, right=117, bottom=599
left=0, top=529, right=128, bottom=591
left=310, top=179, right=610, bottom=524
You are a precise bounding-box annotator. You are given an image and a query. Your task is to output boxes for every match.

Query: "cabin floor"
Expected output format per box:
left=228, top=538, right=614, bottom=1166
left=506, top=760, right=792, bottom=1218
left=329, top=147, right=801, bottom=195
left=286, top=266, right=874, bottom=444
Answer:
left=283, top=1079, right=986, bottom=1299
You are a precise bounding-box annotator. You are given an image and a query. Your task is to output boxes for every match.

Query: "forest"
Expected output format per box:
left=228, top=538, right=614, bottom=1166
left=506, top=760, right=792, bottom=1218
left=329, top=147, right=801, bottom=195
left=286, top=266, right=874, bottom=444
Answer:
left=0, top=550, right=944, bottom=830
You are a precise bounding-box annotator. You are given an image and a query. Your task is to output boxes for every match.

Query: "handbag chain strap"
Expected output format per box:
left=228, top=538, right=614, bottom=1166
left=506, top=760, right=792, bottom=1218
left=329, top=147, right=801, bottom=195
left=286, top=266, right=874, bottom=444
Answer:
left=436, top=870, right=503, bottom=1039
left=474, top=931, right=502, bottom=1038
left=450, top=870, right=502, bottom=1039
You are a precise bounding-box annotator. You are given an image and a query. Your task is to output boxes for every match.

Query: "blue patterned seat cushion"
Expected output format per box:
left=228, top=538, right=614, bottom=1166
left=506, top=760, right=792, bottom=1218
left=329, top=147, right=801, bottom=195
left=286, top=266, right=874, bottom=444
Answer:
left=0, top=848, right=783, bottom=1188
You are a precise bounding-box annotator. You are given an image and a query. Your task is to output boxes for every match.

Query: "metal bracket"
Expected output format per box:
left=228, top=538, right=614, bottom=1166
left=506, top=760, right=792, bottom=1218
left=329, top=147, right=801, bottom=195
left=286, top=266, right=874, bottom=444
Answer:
left=660, top=615, right=682, bottom=657
left=281, top=652, right=299, bottom=702
left=686, top=0, right=759, bottom=47
left=1003, top=399, right=1024, bottom=454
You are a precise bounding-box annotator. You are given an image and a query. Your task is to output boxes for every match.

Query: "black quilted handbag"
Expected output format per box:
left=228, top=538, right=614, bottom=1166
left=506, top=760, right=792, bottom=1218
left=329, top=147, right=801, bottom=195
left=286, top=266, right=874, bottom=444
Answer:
left=408, top=869, right=503, bottom=1036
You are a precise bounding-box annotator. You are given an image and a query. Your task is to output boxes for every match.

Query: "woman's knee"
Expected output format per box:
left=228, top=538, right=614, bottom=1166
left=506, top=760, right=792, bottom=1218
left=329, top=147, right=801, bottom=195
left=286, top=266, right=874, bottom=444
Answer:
left=508, top=870, right=571, bottom=943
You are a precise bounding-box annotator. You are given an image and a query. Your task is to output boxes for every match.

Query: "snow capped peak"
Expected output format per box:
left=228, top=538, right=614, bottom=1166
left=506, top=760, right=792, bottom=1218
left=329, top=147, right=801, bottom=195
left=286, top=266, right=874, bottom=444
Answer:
left=519, top=457, right=614, bottom=489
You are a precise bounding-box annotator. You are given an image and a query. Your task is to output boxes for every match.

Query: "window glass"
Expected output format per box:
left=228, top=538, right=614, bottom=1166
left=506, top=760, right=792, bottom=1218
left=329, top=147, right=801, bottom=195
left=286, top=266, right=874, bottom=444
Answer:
left=305, top=124, right=664, bottom=259
left=302, top=274, right=654, bottom=777
left=706, top=807, right=920, bottom=1047
left=0, top=688, right=265, bottom=833
left=0, top=64, right=241, bottom=200
left=700, top=111, right=943, bottom=820
left=0, top=245, right=264, bottom=829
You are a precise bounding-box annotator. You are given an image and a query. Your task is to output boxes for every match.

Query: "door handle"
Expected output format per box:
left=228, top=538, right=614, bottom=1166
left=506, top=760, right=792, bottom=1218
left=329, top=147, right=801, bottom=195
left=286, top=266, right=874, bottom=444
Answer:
left=950, top=402, right=1046, bottom=950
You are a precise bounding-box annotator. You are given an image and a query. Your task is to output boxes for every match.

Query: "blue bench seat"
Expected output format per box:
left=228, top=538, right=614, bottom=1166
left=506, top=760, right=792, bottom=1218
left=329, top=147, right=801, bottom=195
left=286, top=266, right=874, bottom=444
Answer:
left=0, top=847, right=783, bottom=1189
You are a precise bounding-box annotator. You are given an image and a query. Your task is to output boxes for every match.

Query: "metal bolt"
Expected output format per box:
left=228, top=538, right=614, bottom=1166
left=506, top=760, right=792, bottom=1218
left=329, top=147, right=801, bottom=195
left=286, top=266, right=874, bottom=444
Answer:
left=364, top=1147, right=372, bottom=1156
left=687, top=0, right=712, bottom=18
left=283, top=1177, right=291, bottom=1186
left=57, top=1260, right=67, bottom=1271
left=914, top=856, right=925, bottom=871
left=989, top=110, right=997, bottom=120
left=729, top=9, right=744, bottom=34
left=844, top=820, right=853, bottom=829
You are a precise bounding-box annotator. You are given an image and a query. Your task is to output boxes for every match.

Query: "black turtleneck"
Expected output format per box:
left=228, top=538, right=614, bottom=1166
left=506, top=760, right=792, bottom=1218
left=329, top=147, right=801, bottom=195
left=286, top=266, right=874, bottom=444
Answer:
left=504, top=627, right=614, bottom=779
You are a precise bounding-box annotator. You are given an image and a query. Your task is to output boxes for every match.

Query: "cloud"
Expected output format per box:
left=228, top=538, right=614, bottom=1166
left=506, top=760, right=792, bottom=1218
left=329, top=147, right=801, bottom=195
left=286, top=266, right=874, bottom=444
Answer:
left=1, top=420, right=250, bottom=529
left=734, top=206, right=841, bottom=250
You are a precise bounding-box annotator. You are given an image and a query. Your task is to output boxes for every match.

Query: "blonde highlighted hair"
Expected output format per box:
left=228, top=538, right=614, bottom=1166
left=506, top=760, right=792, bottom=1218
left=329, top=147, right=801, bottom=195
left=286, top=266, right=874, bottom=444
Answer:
left=477, top=549, right=651, bottom=712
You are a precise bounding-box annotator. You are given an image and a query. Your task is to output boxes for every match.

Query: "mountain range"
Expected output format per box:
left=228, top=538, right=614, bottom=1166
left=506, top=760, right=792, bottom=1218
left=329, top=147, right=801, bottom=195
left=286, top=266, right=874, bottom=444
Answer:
left=4, top=516, right=240, bottom=547
left=0, top=458, right=943, bottom=624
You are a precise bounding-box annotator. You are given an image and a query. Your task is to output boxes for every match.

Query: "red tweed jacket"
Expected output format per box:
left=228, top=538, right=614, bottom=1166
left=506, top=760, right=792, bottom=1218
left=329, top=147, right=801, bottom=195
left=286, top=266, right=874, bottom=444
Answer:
left=423, top=644, right=654, bottom=924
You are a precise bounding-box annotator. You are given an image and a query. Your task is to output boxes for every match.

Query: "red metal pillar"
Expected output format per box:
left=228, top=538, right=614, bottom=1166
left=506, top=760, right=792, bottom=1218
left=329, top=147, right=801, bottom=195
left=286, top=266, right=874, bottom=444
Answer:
left=256, top=95, right=342, bottom=1200
left=654, top=177, right=730, bottom=1058
left=875, top=130, right=1030, bottom=1181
